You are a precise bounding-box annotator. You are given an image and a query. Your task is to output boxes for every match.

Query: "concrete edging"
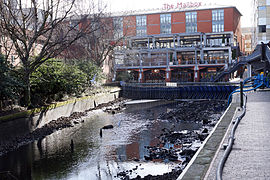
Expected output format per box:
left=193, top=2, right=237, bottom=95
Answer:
left=177, top=101, right=238, bottom=179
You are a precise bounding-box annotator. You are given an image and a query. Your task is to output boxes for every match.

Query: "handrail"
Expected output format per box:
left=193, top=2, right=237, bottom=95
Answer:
left=216, top=81, right=264, bottom=180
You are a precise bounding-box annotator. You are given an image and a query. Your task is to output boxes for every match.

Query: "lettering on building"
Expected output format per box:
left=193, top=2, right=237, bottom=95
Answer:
left=162, top=2, right=202, bottom=11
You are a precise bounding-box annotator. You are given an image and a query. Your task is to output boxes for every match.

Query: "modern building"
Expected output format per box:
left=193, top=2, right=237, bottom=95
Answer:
left=242, top=27, right=255, bottom=55
left=113, top=6, right=244, bottom=82
left=257, top=0, right=270, bottom=43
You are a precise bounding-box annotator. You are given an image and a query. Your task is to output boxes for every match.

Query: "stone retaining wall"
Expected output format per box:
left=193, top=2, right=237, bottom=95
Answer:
left=0, top=87, right=121, bottom=143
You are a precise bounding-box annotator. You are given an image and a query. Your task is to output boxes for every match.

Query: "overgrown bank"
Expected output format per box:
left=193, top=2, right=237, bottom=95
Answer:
left=0, top=56, right=103, bottom=112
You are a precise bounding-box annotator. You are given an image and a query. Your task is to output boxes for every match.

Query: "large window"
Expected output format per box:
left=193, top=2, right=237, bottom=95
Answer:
left=186, top=12, right=197, bottom=33
left=258, top=6, right=266, bottom=10
left=212, top=9, right=224, bottom=32
left=136, top=15, right=147, bottom=36
left=113, top=17, right=123, bottom=39
left=160, top=14, right=171, bottom=34
left=259, top=25, right=266, bottom=33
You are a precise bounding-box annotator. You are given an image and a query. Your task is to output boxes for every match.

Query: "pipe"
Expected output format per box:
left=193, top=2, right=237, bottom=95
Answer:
left=216, top=93, right=247, bottom=180
left=227, top=82, right=263, bottom=106
left=217, top=79, right=264, bottom=180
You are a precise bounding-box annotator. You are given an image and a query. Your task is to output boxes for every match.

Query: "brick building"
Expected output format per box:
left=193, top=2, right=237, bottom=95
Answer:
left=113, top=6, right=244, bottom=82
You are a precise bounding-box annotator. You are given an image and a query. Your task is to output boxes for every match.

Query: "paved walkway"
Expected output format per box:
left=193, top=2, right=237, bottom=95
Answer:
left=205, top=90, right=270, bottom=180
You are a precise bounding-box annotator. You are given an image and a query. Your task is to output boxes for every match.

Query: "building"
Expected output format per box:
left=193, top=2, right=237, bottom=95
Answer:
left=257, top=0, right=270, bottom=43
left=242, top=27, right=255, bottom=55
left=113, top=6, right=244, bottom=82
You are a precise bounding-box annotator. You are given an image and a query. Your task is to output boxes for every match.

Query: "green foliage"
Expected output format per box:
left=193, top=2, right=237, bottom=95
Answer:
left=30, top=59, right=89, bottom=105
left=0, top=55, right=23, bottom=108
left=74, top=59, right=103, bottom=82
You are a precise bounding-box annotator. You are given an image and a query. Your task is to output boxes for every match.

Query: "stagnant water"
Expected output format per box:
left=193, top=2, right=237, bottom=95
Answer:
left=0, top=100, right=206, bottom=180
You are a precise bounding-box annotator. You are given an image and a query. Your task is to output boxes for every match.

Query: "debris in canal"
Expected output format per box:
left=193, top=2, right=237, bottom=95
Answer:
left=0, top=98, right=126, bottom=157
left=116, top=100, right=226, bottom=180
left=70, top=139, right=74, bottom=153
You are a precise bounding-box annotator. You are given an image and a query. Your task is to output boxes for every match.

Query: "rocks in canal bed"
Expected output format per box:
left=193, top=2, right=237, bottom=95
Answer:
left=0, top=98, right=126, bottom=157
left=102, top=125, right=114, bottom=129
left=131, top=100, right=226, bottom=179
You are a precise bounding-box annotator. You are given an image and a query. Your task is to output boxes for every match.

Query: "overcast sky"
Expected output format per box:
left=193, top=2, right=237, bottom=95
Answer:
left=104, top=0, right=255, bottom=27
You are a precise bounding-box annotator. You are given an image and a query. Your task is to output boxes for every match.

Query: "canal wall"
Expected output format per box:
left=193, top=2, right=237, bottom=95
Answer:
left=0, top=87, right=121, bottom=143
left=177, top=94, right=240, bottom=179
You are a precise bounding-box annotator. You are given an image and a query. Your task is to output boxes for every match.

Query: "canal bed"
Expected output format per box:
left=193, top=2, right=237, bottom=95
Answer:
left=0, top=100, right=225, bottom=180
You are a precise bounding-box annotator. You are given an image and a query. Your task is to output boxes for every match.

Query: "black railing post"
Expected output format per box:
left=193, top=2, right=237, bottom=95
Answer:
left=240, top=80, right=243, bottom=107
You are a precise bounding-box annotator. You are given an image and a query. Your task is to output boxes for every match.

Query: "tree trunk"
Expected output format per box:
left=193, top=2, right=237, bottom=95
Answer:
left=23, top=71, right=31, bottom=108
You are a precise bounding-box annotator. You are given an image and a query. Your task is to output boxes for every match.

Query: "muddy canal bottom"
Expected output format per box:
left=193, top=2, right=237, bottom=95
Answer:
left=0, top=100, right=226, bottom=180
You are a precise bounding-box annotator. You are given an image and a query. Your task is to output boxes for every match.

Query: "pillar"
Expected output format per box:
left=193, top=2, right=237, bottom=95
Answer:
left=138, top=69, right=144, bottom=83
left=228, top=48, right=232, bottom=64
left=195, top=50, right=198, bottom=64
left=173, top=35, right=176, bottom=48
left=194, top=65, right=200, bottom=82
left=166, top=67, right=171, bottom=82
left=153, top=37, right=156, bottom=48
left=173, top=51, right=177, bottom=64
left=247, top=64, right=252, bottom=78
left=177, top=36, right=180, bottom=47
left=200, top=50, right=204, bottom=64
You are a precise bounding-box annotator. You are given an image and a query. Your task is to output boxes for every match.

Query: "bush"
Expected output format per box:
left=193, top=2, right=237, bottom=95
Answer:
left=30, top=59, right=89, bottom=105
left=67, top=59, right=103, bottom=83
left=0, top=55, right=23, bottom=109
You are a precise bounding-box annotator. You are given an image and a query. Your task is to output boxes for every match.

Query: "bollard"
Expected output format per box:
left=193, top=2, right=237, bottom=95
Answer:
left=240, top=80, right=243, bottom=107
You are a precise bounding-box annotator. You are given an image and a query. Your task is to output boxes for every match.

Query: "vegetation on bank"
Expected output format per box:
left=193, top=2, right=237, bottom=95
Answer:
left=0, top=55, right=103, bottom=112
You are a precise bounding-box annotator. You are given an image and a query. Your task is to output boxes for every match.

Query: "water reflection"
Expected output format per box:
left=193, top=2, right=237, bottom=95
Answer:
left=0, top=100, right=202, bottom=180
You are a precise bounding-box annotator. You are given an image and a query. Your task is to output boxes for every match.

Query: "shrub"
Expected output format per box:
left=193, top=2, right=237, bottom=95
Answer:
left=30, top=59, right=89, bottom=105
left=0, top=55, right=23, bottom=109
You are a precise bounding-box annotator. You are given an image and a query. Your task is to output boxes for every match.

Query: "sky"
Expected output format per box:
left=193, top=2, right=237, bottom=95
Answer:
left=104, top=0, right=255, bottom=27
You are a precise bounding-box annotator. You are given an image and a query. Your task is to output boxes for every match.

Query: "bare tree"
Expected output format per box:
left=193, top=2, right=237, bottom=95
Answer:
left=62, top=14, right=127, bottom=68
left=0, top=0, right=103, bottom=107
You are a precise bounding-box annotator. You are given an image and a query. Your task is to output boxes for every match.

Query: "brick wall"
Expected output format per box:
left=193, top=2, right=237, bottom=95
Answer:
left=147, top=14, right=160, bottom=34
left=171, top=12, right=186, bottom=33
left=197, top=10, right=212, bottom=33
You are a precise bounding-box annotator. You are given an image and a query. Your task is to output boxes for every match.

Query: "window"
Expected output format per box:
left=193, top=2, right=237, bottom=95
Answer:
left=258, top=6, right=266, bottom=10
left=69, top=21, right=79, bottom=30
left=185, top=12, right=197, bottom=33
left=113, top=17, right=123, bottom=39
left=160, top=14, right=171, bottom=34
left=259, top=25, right=266, bottom=33
left=136, top=16, right=147, bottom=36
left=212, top=9, right=224, bottom=32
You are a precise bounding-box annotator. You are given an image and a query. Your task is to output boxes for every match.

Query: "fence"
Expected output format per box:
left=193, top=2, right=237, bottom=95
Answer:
left=122, top=82, right=237, bottom=100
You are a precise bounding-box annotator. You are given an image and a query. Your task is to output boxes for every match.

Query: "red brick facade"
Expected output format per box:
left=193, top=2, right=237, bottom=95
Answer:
left=147, top=14, right=160, bottom=34
left=197, top=10, right=212, bottom=33
left=171, top=12, right=186, bottom=33
left=121, top=7, right=242, bottom=35
left=120, top=7, right=242, bottom=49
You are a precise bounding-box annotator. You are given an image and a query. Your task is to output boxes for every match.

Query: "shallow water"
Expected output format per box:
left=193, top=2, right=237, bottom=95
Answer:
left=0, top=100, right=203, bottom=180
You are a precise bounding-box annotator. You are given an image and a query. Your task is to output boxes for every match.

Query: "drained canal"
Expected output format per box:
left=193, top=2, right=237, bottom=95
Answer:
left=0, top=100, right=226, bottom=180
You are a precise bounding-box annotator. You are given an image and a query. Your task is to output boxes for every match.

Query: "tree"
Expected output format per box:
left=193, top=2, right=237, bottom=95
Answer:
left=0, top=0, right=104, bottom=107
left=62, top=14, right=126, bottom=68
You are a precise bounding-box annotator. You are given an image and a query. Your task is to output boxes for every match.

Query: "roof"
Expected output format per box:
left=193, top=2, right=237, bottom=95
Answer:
left=111, top=4, right=242, bottom=17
